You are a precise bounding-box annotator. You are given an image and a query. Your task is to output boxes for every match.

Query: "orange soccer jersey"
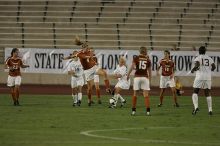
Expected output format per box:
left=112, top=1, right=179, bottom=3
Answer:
left=76, top=50, right=96, bottom=70
left=159, top=59, right=174, bottom=76
left=133, top=54, right=151, bottom=77
left=5, top=57, right=24, bottom=77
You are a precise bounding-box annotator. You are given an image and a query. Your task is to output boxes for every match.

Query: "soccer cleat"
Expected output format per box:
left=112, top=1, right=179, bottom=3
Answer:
left=192, top=108, right=199, bottom=115
left=91, top=100, right=95, bottom=104
left=174, top=103, right=180, bottom=107
left=120, top=100, right=126, bottom=108
left=146, top=112, right=151, bottom=116
left=131, top=111, right=136, bottom=116
left=16, top=100, right=20, bottom=106
left=77, top=100, right=81, bottom=106
left=157, top=103, right=162, bottom=107
left=72, top=103, right=77, bottom=107
left=208, top=111, right=213, bottom=116
left=14, top=101, right=17, bottom=106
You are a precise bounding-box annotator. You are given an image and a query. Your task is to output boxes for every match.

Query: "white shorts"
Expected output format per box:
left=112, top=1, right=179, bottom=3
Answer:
left=160, top=76, right=175, bottom=88
left=193, top=79, right=211, bottom=89
left=7, top=75, right=21, bottom=87
left=133, top=77, right=150, bottom=91
left=71, top=76, right=84, bottom=88
left=84, top=65, right=98, bottom=81
left=94, top=75, right=99, bottom=83
left=115, top=79, right=130, bottom=90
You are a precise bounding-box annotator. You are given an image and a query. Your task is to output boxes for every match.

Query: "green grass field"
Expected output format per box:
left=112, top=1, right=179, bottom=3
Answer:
left=0, top=94, right=220, bottom=146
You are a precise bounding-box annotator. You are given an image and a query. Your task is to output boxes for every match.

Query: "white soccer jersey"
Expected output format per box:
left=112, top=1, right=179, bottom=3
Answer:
left=114, top=65, right=128, bottom=81
left=67, top=58, right=84, bottom=77
left=194, top=54, right=214, bottom=80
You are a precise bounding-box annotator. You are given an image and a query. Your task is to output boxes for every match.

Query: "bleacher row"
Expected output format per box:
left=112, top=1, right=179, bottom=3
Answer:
left=0, top=0, right=220, bottom=63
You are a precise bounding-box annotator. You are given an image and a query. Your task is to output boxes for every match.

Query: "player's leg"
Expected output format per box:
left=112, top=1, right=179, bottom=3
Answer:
left=77, top=85, right=83, bottom=106
left=87, top=80, right=94, bottom=106
left=158, top=76, right=166, bottom=107
left=143, top=90, right=150, bottom=116
left=72, top=87, right=78, bottom=106
left=141, top=77, right=151, bottom=116
left=158, top=88, right=165, bottom=107
left=204, top=88, right=212, bottom=115
left=169, top=77, right=179, bottom=107
left=7, top=76, right=16, bottom=105
left=114, top=87, right=126, bottom=107
left=192, top=88, right=200, bottom=115
left=131, top=77, right=139, bottom=115
left=96, top=68, right=111, bottom=94
left=192, top=79, right=201, bottom=115
left=94, top=75, right=101, bottom=104
left=14, top=76, right=21, bottom=105
left=76, top=76, right=84, bottom=106
left=204, top=80, right=212, bottom=115
left=171, top=87, right=179, bottom=107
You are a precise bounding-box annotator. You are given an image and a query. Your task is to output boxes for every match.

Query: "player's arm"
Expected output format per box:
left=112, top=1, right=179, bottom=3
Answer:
left=191, top=61, right=200, bottom=73
left=211, top=63, right=216, bottom=71
left=147, top=64, right=152, bottom=83
left=127, top=62, right=135, bottom=80
left=63, top=56, right=72, bottom=60
left=156, top=63, right=161, bottom=76
left=20, top=60, right=29, bottom=68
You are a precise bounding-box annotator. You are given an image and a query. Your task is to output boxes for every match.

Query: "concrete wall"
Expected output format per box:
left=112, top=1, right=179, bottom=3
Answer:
left=0, top=65, right=219, bottom=87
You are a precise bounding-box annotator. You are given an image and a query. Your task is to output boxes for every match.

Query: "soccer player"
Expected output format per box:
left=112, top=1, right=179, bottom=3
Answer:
left=157, top=50, right=179, bottom=107
left=109, top=57, right=130, bottom=108
left=5, top=48, right=29, bottom=106
left=191, top=46, right=216, bottom=115
left=127, top=46, right=151, bottom=116
left=67, top=36, right=111, bottom=106
left=67, top=51, right=84, bottom=106
left=90, top=48, right=102, bottom=104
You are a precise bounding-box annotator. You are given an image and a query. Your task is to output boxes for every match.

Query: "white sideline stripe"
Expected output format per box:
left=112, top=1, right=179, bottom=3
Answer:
left=80, top=127, right=220, bottom=145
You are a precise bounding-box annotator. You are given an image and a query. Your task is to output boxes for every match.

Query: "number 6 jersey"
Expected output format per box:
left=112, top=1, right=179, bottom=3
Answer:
left=194, top=54, right=214, bottom=80
left=133, top=54, right=151, bottom=77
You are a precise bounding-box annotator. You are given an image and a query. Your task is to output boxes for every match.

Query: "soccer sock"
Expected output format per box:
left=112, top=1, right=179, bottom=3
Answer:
left=78, top=93, right=82, bottom=101
left=132, top=96, right=137, bottom=109
left=113, top=94, right=119, bottom=104
left=206, top=96, right=212, bottom=112
left=96, top=88, right=101, bottom=100
left=118, top=94, right=125, bottom=102
left=104, top=79, right=110, bottom=89
left=72, top=94, right=77, bottom=103
left=192, top=93, right=198, bottom=109
left=145, top=96, right=150, bottom=109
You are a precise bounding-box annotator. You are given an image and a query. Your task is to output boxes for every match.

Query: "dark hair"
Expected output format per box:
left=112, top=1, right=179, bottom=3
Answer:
left=199, top=46, right=206, bottom=55
left=164, top=50, right=170, bottom=55
left=11, top=48, right=18, bottom=56
left=139, top=46, right=147, bottom=54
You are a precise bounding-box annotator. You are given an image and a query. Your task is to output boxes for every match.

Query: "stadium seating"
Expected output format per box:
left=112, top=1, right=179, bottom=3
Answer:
left=0, top=0, right=220, bottom=63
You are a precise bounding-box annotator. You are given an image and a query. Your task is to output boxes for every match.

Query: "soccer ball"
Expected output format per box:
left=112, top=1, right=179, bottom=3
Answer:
left=109, top=98, right=116, bottom=108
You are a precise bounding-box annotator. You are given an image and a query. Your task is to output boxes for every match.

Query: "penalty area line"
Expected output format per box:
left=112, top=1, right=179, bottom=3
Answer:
left=80, top=127, right=220, bottom=146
